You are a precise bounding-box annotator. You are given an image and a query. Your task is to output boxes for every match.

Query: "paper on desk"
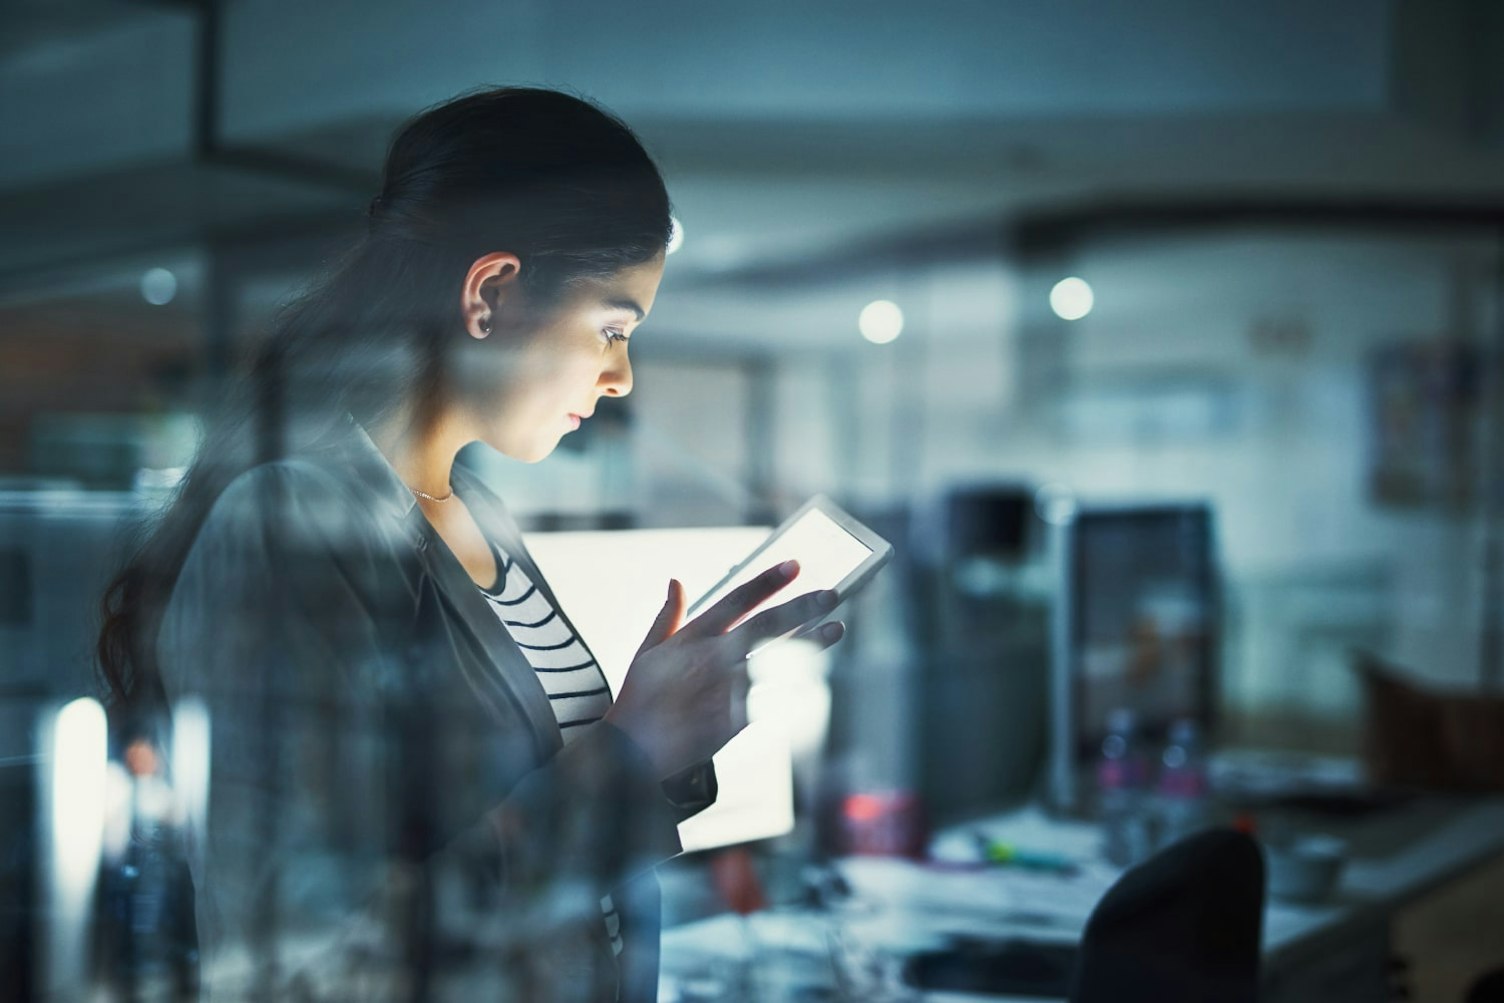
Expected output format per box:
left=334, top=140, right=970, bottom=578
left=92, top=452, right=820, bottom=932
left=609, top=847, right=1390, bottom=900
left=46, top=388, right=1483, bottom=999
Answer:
left=836, top=856, right=1112, bottom=932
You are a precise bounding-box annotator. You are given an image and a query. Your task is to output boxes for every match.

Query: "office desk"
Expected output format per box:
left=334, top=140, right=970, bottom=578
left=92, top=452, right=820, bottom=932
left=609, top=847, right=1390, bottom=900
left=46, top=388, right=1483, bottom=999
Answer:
left=660, top=797, right=1504, bottom=1002
left=1257, top=795, right=1504, bottom=1001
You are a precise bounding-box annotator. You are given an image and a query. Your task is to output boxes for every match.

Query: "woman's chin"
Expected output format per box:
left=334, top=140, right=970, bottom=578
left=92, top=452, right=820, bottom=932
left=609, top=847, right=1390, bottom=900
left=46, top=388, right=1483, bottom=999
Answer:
left=508, top=437, right=561, bottom=464
left=481, top=426, right=562, bottom=464
left=532, top=433, right=568, bottom=462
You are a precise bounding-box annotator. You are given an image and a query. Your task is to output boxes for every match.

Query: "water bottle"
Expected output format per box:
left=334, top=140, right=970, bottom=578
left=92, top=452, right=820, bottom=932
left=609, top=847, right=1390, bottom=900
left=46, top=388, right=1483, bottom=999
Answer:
left=1156, top=718, right=1211, bottom=847
left=1096, top=708, right=1151, bottom=866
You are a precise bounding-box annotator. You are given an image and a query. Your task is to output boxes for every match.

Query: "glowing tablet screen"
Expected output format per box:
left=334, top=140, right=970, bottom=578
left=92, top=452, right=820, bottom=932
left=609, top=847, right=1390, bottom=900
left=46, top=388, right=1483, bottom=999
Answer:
left=691, top=506, right=875, bottom=629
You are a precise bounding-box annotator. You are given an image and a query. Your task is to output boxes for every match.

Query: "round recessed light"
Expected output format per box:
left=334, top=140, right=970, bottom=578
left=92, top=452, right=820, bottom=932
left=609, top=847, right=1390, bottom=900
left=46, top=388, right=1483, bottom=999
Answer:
left=859, top=299, right=904, bottom=344
left=1049, top=276, right=1093, bottom=321
left=140, top=267, right=178, bottom=306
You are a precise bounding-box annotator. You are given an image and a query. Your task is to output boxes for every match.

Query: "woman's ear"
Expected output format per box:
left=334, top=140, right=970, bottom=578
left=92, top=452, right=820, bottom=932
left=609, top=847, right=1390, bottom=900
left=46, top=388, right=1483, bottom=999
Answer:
left=461, top=252, right=522, bottom=339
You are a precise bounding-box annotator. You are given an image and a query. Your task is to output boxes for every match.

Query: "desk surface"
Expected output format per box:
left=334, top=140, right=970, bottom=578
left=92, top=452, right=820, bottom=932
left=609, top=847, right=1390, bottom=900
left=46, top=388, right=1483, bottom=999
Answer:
left=660, top=796, right=1504, bottom=1002
left=959, top=797, right=1504, bottom=974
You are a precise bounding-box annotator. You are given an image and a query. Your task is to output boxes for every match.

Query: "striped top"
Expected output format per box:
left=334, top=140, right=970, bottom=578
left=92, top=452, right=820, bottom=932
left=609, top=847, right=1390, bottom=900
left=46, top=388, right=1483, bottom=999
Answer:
left=477, top=539, right=612, bottom=735
left=477, top=539, right=623, bottom=959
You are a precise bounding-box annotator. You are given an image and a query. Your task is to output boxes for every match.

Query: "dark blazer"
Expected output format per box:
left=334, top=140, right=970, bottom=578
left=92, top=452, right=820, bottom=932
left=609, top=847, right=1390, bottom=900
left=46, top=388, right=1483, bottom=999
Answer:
left=157, top=418, right=716, bottom=1001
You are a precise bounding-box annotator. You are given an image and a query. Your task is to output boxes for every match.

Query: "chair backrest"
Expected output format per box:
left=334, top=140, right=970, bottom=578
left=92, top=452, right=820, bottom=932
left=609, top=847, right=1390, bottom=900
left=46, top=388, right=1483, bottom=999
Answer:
left=1069, top=828, right=1265, bottom=1003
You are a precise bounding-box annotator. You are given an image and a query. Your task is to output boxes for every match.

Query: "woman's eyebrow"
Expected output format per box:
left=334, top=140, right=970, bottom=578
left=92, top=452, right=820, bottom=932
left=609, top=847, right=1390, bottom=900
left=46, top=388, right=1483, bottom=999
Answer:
left=601, top=296, right=645, bottom=321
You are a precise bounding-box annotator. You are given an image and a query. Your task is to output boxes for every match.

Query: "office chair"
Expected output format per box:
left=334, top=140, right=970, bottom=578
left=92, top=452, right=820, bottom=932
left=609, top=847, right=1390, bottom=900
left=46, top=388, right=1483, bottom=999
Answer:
left=1069, top=829, right=1265, bottom=1003
left=1468, top=967, right=1504, bottom=1002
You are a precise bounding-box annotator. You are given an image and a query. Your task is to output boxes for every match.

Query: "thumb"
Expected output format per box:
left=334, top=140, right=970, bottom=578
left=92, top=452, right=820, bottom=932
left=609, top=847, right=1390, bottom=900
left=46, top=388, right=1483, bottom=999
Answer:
left=636, top=579, right=685, bottom=657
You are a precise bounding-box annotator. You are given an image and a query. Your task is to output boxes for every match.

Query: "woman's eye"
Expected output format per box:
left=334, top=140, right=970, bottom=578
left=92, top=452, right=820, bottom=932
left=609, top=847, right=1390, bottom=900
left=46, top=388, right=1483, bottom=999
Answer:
left=603, top=328, right=629, bottom=346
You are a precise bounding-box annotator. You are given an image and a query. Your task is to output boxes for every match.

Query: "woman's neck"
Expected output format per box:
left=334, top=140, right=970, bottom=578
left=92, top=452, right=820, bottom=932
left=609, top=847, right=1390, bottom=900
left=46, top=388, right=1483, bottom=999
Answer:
left=369, top=407, right=473, bottom=501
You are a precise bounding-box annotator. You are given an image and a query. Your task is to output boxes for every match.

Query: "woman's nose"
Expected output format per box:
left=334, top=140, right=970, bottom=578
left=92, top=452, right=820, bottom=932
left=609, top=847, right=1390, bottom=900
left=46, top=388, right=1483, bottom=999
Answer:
left=599, top=353, right=633, bottom=397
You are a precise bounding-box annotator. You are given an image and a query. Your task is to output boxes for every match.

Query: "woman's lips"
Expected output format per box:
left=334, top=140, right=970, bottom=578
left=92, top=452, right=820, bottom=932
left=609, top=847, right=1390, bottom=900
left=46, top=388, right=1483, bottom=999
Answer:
left=566, top=414, right=582, bottom=430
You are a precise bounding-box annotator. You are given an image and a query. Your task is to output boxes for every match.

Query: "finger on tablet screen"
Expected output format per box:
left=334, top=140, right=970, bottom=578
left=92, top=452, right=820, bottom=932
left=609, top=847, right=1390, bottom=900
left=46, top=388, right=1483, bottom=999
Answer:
left=732, top=588, right=838, bottom=654
left=684, top=559, right=799, bottom=637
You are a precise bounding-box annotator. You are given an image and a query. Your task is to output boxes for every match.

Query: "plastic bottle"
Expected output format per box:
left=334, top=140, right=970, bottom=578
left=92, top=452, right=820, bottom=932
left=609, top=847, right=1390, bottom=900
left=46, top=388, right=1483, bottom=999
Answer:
left=1096, top=708, right=1151, bottom=866
left=1156, top=718, right=1211, bottom=847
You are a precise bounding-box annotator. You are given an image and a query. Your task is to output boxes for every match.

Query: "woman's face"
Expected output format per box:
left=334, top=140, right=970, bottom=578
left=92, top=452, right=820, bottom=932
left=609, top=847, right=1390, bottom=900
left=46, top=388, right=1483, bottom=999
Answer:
left=469, top=254, right=665, bottom=463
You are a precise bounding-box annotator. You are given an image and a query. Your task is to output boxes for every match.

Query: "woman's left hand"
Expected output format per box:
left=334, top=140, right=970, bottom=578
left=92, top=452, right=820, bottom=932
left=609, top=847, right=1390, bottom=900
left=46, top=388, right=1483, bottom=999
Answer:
left=604, top=562, right=845, bottom=780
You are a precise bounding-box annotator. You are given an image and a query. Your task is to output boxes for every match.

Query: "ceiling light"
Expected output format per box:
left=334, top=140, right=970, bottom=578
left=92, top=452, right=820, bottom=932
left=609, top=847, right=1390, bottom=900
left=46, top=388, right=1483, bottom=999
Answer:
left=140, top=268, right=177, bottom=306
left=859, top=300, right=903, bottom=344
left=1049, top=277, right=1093, bottom=321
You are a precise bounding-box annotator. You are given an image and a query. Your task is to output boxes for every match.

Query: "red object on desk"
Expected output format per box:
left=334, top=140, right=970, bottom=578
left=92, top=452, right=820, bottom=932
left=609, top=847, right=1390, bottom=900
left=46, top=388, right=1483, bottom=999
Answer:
left=840, top=790, right=928, bottom=858
left=710, top=847, right=768, bottom=915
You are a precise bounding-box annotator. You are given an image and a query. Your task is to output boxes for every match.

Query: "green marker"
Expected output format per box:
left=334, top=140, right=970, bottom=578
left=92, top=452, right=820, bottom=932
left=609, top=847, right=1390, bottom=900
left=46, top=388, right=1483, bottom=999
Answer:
left=973, top=834, right=1079, bottom=875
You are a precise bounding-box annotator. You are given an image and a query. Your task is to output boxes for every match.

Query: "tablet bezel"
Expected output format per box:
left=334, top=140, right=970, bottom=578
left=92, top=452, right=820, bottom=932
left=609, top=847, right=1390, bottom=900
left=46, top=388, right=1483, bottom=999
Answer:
left=686, top=494, right=894, bottom=625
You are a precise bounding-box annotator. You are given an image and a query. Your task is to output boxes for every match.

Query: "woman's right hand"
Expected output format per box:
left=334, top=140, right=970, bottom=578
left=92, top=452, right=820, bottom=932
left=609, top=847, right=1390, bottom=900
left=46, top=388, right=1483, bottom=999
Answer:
left=603, top=560, right=846, bottom=780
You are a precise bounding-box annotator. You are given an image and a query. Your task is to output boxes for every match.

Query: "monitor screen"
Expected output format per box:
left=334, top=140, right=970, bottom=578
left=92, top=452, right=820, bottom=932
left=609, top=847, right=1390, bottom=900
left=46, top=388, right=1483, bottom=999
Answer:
left=1070, top=504, right=1217, bottom=758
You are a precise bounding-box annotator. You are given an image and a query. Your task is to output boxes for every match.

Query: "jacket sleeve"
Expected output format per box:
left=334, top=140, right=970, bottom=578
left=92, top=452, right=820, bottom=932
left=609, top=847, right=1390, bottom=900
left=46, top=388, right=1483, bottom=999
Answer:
left=157, top=462, right=687, bottom=995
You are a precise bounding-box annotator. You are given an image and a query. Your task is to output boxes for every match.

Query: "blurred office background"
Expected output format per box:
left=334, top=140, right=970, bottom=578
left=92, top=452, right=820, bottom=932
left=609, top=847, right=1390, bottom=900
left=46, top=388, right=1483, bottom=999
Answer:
left=5, top=1, right=1504, bottom=999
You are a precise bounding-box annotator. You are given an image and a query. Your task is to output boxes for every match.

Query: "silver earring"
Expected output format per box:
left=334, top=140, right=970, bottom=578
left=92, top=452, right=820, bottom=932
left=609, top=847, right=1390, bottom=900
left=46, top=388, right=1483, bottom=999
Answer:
left=479, top=316, right=491, bottom=334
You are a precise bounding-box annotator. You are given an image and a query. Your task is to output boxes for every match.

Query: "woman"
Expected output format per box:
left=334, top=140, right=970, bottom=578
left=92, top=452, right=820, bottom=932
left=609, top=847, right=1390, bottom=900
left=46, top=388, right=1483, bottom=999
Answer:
left=98, top=87, right=844, bottom=1001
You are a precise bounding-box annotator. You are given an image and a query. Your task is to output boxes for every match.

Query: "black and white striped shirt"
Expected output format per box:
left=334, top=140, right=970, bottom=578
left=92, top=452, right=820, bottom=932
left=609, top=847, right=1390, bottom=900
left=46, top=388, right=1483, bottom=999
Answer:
left=477, top=539, right=623, bottom=958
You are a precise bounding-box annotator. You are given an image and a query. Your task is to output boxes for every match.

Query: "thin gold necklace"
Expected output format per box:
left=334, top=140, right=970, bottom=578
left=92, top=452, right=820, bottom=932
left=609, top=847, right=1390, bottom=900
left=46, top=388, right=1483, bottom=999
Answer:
left=409, top=485, right=454, bottom=503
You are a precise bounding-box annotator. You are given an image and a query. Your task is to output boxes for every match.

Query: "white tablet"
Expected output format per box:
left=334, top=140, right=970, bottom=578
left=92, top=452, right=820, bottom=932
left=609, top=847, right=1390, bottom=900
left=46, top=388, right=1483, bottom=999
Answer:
left=686, top=495, right=894, bottom=636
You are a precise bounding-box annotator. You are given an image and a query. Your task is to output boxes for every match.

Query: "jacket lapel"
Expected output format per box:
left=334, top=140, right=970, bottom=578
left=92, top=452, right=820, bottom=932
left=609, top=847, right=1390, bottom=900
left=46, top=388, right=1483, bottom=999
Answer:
left=333, top=420, right=563, bottom=758
left=413, top=510, right=563, bottom=758
left=450, top=464, right=613, bottom=694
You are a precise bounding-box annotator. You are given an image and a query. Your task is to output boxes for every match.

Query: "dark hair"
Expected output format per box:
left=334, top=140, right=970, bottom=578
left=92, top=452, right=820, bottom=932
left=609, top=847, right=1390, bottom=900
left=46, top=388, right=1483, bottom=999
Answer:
left=98, top=87, right=672, bottom=714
